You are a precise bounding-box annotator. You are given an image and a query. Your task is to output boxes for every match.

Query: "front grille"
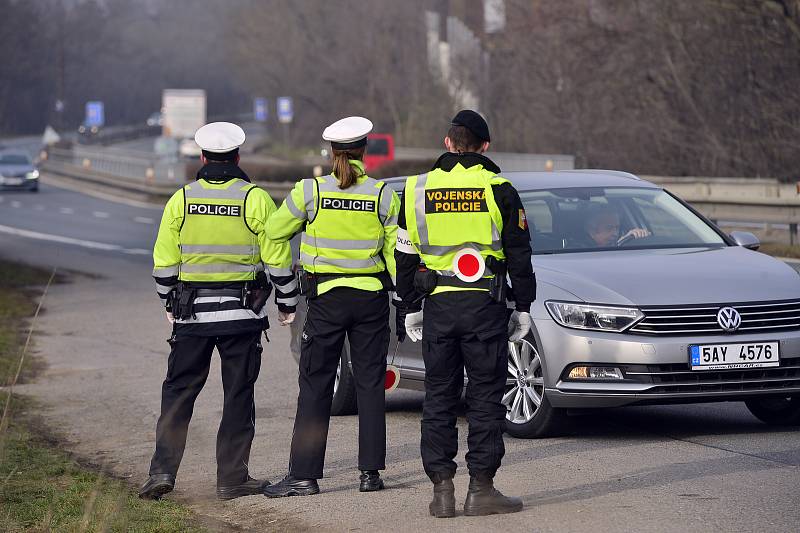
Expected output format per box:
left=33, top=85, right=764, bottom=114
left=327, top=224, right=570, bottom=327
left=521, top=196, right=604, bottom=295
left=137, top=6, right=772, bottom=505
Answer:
left=629, top=299, right=800, bottom=336
left=624, top=357, right=800, bottom=395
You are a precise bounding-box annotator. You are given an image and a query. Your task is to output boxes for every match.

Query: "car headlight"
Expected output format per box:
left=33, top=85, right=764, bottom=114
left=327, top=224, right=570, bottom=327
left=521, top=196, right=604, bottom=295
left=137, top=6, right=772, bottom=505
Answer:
left=26, top=170, right=39, bottom=180
left=545, top=301, right=643, bottom=332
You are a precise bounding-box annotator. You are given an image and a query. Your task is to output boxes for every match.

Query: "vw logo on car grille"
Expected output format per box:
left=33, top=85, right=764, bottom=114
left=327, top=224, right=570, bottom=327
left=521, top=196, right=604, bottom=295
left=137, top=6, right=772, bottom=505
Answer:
left=717, top=307, right=742, bottom=332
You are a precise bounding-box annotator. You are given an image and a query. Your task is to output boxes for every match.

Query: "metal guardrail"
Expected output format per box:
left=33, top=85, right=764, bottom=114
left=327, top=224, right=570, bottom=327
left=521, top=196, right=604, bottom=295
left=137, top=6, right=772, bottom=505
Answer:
left=41, top=145, right=295, bottom=200
left=645, top=176, right=800, bottom=243
left=394, top=147, right=575, bottom=171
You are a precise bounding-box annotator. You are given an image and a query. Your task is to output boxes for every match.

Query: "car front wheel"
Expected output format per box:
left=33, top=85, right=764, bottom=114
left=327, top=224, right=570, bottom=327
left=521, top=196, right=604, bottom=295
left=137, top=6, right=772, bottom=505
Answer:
left=331, top=347, right=357, bottom=416
left=502, top=337, right=564, bottom=438
left=745, top=396, right=800, bottom=425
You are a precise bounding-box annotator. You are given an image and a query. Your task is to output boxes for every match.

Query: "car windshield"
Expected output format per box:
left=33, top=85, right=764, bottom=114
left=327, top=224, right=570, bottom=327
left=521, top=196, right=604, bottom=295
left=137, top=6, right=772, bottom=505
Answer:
left=0, top=153, right=31, bottom=165
left=520, top=186, right=726, bottom=254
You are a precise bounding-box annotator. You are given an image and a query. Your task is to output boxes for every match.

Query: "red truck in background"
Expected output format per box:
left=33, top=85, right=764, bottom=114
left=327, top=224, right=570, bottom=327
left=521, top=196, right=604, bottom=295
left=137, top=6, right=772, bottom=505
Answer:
left=364, top=133, right=394, bottom=172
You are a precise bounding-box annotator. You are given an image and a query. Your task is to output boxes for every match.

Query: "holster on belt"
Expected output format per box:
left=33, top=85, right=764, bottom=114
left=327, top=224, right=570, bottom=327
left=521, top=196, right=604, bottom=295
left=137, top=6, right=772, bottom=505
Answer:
left=245, top=271, right=272, bottom=313
left=174, top=283, right=197, bottom=320
left=485, top=256, right=508, bottom=304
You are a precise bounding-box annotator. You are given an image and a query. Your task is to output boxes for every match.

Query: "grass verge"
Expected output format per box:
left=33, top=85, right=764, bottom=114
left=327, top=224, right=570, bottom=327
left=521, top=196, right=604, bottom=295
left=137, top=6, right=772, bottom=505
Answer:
left=0, top=260, right=205, bottom=532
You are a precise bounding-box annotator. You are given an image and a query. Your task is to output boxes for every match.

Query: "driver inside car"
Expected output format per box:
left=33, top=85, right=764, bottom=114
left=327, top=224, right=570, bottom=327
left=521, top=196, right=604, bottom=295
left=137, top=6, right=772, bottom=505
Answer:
left=581, top=205, right=651, bottom=247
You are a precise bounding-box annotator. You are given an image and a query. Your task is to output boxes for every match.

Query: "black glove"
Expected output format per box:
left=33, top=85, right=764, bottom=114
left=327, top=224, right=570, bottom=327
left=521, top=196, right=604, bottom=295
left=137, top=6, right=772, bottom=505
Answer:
left=392, top=299, right=417, bottom=343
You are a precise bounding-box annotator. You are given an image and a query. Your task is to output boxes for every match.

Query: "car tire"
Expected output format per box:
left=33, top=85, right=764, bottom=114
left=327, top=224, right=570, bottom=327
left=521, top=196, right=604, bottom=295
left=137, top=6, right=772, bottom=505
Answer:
left=503, top=336, right=566, bottom=438
left=745, top=396, right=800, bottom=426
left=331, top=346, right=358, bottom=416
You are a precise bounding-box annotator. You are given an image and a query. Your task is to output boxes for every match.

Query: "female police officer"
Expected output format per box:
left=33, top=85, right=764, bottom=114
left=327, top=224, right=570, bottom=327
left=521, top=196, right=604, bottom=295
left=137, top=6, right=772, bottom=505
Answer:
left=263, top=117, right=400, bottom=497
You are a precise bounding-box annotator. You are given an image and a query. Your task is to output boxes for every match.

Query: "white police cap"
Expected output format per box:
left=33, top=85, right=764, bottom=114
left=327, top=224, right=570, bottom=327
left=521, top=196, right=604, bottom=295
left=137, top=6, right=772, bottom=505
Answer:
left=322, top=116, right=373, bottom=149
left=194, top=122, right=246, bottom=153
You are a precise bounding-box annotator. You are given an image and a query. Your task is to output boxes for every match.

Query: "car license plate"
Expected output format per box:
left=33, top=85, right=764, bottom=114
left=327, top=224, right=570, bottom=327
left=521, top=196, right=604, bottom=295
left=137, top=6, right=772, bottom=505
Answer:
left=689, top=342, right=779, bottom=370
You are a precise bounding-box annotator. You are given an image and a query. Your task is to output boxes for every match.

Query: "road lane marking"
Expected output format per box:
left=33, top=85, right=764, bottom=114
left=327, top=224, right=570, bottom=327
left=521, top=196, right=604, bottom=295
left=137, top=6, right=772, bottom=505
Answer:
left=93, top=211, right=110, bottom=218
left=34, top=204, right=45, bottom=211
left=59, top=207, right=74, bottom=214
left=134, top=216, right=154, bottom=224
left=10, top=201, right=21, bottom=208
left=0, top=223, right=149, bottom=256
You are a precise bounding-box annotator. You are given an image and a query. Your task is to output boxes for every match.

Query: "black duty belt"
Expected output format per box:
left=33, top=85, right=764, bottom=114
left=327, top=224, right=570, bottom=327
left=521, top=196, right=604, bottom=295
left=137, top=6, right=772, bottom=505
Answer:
left=436, top=276, right=492, bottom=290
left=194, top=288, right=245, bottom=297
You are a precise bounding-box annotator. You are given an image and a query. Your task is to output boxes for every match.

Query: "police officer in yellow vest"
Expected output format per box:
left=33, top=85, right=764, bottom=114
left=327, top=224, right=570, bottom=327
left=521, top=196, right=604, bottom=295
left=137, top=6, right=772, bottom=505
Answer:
left=263, top=116, right=400, bottom=497
left=139, top=122, right=299, bottom=501
left=395, top=110, right=535, bottom=517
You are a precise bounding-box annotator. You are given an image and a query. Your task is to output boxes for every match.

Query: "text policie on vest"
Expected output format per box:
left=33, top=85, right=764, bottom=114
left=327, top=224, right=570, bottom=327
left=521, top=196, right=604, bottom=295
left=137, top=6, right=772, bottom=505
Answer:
left=424, top=188, right=488, bottom=213
left=187, top=203, right=242, bottom=217
left=320, top=197, right=376, bottom=212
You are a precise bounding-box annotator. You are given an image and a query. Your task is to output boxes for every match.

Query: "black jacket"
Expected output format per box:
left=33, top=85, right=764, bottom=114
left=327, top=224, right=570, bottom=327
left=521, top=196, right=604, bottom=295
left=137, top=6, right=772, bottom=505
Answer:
left=394, top=152, right=536, bottom=312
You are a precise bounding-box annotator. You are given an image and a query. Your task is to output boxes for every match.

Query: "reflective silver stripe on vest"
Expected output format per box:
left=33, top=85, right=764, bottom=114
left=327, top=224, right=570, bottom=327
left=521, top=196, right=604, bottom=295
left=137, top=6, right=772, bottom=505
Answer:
left=193, top=296, right=240, bottom=304
left=416, top=241, right=502, bottom=256
left=384, top=214, right=398, bottom=226
left=180, top=244, right=259, bottom=256
left=378, top=185, right=393, bottom=222
left=317, top=176, right=379, bottom=197
left=153, top=265, right=180, bottom=277
left=285, top=193, right=305, bottom=220
left=301, top=234, right=382, bottom=251
left=155, top=282, right=174, bottom=295
left=267, top=266, right=294, bottom=278
left=414, top=173, right=429, bottom=245
left=273, top=278, right=297, bottom=293
left=276, top=295, right=300, bottom=306
left=299, top=253, right=380, bottom=270
left=304, top=178, right=318, bottom=222
left=437, top=266, right=494, bottom=277
left=179, top=263, right=265, bottom=274
left=184, top=180, right=251, bottom=199
left=176, top=306, right=267, bottom=324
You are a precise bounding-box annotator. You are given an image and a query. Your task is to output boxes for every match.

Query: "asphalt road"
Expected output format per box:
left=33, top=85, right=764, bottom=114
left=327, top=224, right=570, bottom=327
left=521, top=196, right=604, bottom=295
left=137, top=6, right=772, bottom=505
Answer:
left=2, top=177, right=799, bottom=532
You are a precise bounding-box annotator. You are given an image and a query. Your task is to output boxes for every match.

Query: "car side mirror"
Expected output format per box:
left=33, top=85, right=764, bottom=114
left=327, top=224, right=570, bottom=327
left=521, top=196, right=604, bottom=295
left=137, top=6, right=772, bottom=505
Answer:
left=730, top=231, right=760, bottom=251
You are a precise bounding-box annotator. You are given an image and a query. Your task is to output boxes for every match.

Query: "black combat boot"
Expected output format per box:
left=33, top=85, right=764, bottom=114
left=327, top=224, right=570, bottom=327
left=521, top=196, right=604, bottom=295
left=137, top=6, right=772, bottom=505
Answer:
left=463, top=475, right=523, bottom=516
left=216, top=476, right=270, bottom=500
left=428, top=473, right=456, bottom=518
left=138, top=473, right=175, bottom=500
left=359, top=470, right=384, bottom=492
left=263, top=474, right=320, bottom=498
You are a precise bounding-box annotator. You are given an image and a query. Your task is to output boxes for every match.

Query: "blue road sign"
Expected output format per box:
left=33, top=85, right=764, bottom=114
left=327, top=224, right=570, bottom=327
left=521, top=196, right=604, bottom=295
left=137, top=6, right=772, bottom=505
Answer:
left=85, top=101, right=104, bottom=128
left=254, top=97, right=268, bottom=122
left=277, top=96, right=293, bottom=124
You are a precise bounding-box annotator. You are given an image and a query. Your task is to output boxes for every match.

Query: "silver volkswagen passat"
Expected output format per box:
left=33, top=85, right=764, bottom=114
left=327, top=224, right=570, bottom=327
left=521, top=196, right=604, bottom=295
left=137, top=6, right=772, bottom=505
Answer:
left=291, top=170, right=800, bottom=438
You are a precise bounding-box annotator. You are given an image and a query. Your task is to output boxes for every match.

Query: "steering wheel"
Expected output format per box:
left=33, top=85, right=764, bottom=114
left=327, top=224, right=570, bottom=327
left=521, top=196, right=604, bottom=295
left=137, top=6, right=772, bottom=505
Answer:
left=617, top=233, right=636, bottom=246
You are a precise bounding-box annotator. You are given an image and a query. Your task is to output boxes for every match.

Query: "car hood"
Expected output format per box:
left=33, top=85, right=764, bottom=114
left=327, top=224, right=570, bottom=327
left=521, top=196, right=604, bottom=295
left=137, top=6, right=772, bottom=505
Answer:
left=0, top=164, right=34, bottom=176
left=534, top=246, right=800, bottom=306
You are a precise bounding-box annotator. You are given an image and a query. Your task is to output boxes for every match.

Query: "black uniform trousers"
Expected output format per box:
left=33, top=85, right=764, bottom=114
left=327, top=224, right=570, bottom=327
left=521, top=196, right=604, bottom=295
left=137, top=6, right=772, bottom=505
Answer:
left=421, top=291, right=509, bottom=480
left=149, top=331, right=262, bottom=485
left=289, top=287, right=389, bottom=479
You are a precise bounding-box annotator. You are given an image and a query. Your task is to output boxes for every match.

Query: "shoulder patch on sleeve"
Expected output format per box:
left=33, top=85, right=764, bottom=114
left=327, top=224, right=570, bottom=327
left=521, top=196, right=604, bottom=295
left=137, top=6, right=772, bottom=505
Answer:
left=518, top=209, right=528, bottom=230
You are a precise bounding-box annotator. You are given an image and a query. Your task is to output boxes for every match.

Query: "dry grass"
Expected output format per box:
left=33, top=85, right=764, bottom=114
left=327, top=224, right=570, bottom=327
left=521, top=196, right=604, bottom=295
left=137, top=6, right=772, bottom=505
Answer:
left=0, top=261, right=205, bottom=532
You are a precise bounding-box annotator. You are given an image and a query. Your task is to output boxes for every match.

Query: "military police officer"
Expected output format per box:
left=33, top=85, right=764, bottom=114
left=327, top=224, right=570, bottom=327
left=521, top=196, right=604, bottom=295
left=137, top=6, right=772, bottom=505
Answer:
left=139, top=122, right=299, bottom=501
left=264, top=116, right=400, bottom=497
left=395, top=110, right=535, bottom=517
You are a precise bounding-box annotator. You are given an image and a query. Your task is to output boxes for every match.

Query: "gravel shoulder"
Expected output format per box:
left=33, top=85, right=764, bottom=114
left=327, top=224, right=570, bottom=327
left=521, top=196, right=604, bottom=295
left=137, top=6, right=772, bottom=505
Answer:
left=6, top=240, right=800, bottom=532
